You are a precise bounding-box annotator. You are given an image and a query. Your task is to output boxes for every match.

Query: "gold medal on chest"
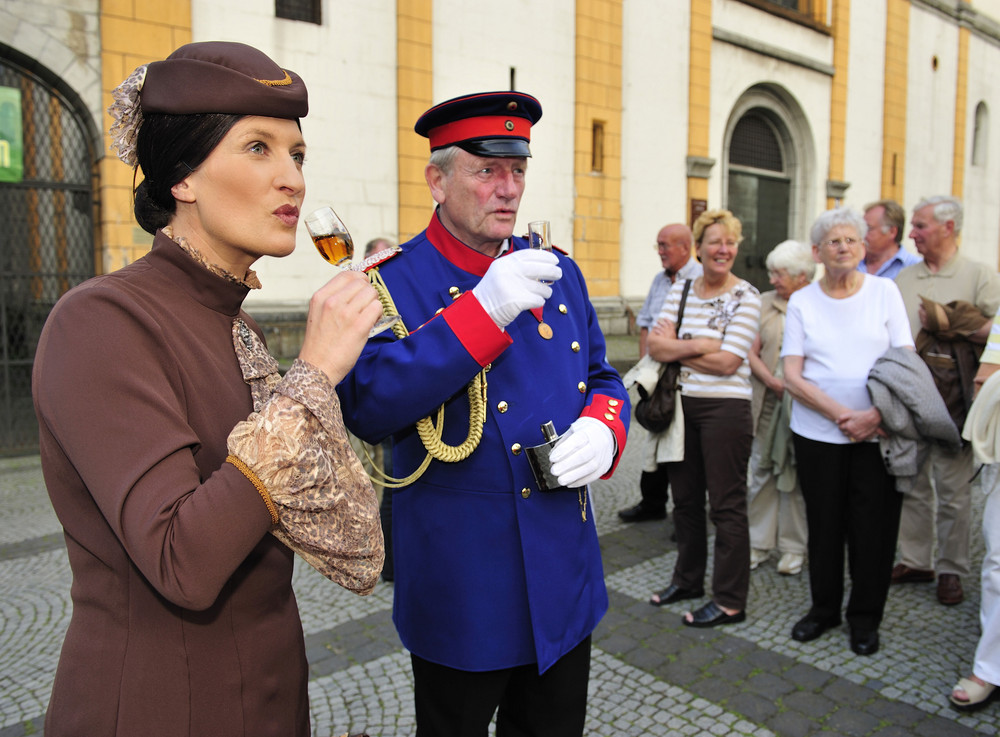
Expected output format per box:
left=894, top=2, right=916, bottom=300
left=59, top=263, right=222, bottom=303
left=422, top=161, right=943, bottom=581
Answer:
left=537, top=322, right=553, bottom=340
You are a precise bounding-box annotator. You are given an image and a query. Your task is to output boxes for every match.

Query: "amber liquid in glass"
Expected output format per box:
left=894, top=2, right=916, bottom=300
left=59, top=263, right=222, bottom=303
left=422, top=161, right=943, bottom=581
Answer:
left=311, top=233, right=353, bottom=265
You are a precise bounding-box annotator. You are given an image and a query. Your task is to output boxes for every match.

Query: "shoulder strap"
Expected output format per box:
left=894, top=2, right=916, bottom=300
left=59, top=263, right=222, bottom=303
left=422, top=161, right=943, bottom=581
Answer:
left=676, top=279, right=692, bottom=332
left=361, top=267, right=487, bottom=489
left=359, top=245, right=402, bottom=272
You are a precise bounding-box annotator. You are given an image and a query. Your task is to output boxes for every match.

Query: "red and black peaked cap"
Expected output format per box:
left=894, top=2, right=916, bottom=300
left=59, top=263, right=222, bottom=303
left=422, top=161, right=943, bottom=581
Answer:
left=414, top=91, right=542, bottom=158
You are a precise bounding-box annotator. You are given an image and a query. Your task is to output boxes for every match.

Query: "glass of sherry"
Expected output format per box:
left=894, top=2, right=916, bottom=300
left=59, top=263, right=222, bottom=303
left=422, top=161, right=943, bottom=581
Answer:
left=304, top=206, right=400, bottom=337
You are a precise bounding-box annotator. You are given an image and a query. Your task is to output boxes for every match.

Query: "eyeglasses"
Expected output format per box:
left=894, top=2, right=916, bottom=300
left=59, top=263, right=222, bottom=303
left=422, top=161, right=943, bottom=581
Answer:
left=821, top=237, right=861, bottom=248
left=654, top=242, right=670, bottom=251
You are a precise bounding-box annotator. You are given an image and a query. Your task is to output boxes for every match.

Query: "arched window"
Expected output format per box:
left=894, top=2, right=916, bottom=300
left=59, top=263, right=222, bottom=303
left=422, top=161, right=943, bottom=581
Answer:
left=726, top=109, right=792, bottom=289
left=723, top=84, right=814, bottom=292
left=972, top=101, right=988, bottom=167
left=730, top=113, right=784, bottom=172
left=0, top=55, right=95, bottom=454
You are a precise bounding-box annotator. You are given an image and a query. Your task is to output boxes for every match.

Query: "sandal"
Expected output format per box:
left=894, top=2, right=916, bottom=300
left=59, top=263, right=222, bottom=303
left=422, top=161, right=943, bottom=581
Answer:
left=682, top=601, right=746, bottom=628
left=649, top=584, right=703, bottom=607
left=949, top=676, right=1000, bottom=713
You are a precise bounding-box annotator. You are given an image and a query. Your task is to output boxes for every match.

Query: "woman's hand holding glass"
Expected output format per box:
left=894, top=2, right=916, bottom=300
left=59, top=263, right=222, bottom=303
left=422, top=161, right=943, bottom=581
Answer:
left=304, top=206, right=400, bottom=337
left=298, top=270, right=385, bottom=386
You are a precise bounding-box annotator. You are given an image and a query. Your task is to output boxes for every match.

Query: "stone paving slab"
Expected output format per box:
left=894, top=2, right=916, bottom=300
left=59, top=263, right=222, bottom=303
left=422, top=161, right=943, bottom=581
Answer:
left=1, top=423, right=997, bottom=736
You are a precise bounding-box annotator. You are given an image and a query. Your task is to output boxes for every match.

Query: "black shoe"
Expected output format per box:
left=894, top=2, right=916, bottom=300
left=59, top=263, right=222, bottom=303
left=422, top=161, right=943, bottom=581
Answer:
left=650, top=583, right=704, bottom=606
left=791, top=614, right=841, bottom=642
left=682, top=601, right=746, bottom=628
left=618, top=503, right=667, bottom=523
left=850, top=628, right=879, bottom=656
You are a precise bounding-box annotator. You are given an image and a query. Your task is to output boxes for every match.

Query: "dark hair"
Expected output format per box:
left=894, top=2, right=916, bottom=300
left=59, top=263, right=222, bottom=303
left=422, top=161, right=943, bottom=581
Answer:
left=133, top=113, right=244, bottom=234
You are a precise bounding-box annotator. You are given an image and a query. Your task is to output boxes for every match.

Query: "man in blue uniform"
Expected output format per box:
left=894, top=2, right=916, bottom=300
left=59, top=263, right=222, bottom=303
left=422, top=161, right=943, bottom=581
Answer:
left=337, top=91, right=630, bottom=736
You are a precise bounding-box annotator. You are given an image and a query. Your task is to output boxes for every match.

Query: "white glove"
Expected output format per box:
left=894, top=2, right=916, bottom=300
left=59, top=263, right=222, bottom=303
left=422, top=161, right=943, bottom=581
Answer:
left=472, top=249, right=562, bottom=328
left=549, top=416, right=615, bottom=489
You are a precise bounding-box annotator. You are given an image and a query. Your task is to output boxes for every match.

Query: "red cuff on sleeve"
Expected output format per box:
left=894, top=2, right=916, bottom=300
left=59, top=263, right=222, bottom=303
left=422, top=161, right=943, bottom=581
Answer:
left=580, top=393, right=628, bottom=478
left=442, top=291, right=512, bottom=367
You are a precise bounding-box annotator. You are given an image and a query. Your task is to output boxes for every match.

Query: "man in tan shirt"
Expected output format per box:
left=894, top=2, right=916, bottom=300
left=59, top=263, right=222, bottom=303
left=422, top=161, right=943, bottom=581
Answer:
left=893, top=195, right=1000, bottom=605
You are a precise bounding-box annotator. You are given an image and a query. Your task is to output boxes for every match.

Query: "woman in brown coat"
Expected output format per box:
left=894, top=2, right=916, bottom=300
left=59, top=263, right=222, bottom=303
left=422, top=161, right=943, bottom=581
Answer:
left=31, top=42, right=384, bottom=736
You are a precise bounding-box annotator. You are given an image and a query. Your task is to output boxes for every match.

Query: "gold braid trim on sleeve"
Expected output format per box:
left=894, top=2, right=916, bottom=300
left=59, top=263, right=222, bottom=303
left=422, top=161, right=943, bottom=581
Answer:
left=226, top=454, right=279, bottom=526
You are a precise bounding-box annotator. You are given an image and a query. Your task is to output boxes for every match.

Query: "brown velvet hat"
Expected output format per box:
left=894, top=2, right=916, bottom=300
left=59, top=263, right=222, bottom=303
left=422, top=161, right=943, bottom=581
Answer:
left=108, top=42, right=308, bottom=166
left=142, top=41, right=308, bottom=118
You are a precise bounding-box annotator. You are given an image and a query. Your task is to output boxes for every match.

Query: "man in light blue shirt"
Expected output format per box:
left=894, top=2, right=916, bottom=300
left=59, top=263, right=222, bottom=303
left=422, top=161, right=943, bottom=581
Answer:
left=859, top=199, right=922, bottom=280
left=619, top=223, right=702, bottom=523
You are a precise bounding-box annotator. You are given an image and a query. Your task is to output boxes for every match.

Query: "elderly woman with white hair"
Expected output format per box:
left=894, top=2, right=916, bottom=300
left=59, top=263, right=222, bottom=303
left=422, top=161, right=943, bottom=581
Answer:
left=781, top=207, right=913, bottom=656
left=747, top=240, right=815, bottom=576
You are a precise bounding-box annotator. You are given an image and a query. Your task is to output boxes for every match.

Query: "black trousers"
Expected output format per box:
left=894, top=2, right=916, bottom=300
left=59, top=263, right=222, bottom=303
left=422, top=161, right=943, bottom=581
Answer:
left=411, top=636, right=591, bottom=737
left=667, top=396, right=752, bottom=610
left=793, top=434, right=903, bottom=631
left=638, top=463, right=670, bottom=510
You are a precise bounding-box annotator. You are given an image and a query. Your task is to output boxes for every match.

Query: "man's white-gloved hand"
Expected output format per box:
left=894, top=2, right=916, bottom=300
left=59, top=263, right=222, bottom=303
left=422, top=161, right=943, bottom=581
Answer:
left=472, top=249, right=562, bottom=328
left=549, top=416, right=615, bottom=489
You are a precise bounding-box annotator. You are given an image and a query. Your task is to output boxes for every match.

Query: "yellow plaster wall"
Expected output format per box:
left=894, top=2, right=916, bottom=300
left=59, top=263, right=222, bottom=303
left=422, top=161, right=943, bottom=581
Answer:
left=827, top=0, right=849, bottom=208
left=687, top=0, right=711, bottom=211
left=952, top=25, right=969, bottom=200
left=99, top=1, right=192, bottom=273
left=810, top=0, right=828, bottom=26
left=573, top=0, right=623, bottom=297
left=881, top=0, right=908, bottom=203
left=397, top=0, right=434, bottom=244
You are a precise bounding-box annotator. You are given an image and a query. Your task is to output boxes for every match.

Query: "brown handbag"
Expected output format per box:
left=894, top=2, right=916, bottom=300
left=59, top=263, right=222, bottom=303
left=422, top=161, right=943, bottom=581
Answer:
left=634, top=279, right=691, bottom=433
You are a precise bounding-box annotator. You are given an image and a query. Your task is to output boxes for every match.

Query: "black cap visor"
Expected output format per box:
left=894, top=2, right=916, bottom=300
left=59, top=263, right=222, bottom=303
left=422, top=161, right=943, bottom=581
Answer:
left=456, top=138, right=532, bottom=158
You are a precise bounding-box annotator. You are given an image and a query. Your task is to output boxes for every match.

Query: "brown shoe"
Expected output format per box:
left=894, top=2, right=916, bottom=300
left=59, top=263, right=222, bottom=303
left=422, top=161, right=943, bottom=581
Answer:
left=891, top=563, right=935, bottom=584
left=937, top=574, right=964, bottom=605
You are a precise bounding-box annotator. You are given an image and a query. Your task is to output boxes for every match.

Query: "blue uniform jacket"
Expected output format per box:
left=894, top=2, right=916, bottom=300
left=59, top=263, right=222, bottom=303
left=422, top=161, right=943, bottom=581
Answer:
left=338, top=212, right=629, bottom=673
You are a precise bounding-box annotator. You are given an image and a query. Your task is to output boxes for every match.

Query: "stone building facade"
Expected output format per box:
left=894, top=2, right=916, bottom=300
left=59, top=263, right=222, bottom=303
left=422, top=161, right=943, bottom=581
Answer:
left=3, top=0, right=1000, bottom=452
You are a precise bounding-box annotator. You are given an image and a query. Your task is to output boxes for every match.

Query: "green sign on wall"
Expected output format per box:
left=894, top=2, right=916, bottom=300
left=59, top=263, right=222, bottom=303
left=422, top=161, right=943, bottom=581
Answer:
left=0, top=86, right=24, bottom=183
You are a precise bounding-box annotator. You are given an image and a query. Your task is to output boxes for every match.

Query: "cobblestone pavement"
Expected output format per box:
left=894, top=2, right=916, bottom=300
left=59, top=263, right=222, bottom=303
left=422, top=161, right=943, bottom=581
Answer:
left=1, top=423, right=996, bottom=736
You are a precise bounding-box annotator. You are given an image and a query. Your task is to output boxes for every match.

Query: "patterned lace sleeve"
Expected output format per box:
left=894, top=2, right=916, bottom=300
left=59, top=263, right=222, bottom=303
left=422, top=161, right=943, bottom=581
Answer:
left=227, top=319, right=384, bottom=595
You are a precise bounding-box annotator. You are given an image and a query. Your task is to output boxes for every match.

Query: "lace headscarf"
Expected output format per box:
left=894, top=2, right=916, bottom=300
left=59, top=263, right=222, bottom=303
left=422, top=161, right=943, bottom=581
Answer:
left=108, top=65, right=148, bottom=167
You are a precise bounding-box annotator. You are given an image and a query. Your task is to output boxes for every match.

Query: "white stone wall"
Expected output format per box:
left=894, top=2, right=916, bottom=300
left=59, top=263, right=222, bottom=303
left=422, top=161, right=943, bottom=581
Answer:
left=959, top=30, right=1000, bottom=269
left=187, top=0, right=1000, bottom=306
left=431, top=0, right=577, bottom=255
left=842, top=1, right=889, bottom=212
left=709, top=3, right=833, bottom=242
left=12, top=0, right=1000, bottom=308
left=973, top=0, right=1000, bottom=20
left=904, top=4, right=959, bottom=223
left=620, top=0, right=691, bottom=306
left=190, top=0, right=400, bottom=307
left=0, top=0, right=102, bottom=148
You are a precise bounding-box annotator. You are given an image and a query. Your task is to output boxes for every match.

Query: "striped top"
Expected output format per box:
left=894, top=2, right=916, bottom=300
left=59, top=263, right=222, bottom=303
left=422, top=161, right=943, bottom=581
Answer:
left=982, top=310, right=1000, bottom=365
left=658, top=278, right=761, bottom=400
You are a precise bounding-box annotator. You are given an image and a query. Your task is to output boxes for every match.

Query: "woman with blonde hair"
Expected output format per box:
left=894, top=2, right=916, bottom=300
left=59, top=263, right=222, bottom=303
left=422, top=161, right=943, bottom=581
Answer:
left=648, top=209, right=760, bottom=627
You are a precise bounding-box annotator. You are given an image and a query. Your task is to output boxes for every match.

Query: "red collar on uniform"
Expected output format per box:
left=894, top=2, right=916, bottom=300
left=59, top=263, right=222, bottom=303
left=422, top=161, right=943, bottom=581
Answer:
left=426, top=211, right=513, bottom=277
